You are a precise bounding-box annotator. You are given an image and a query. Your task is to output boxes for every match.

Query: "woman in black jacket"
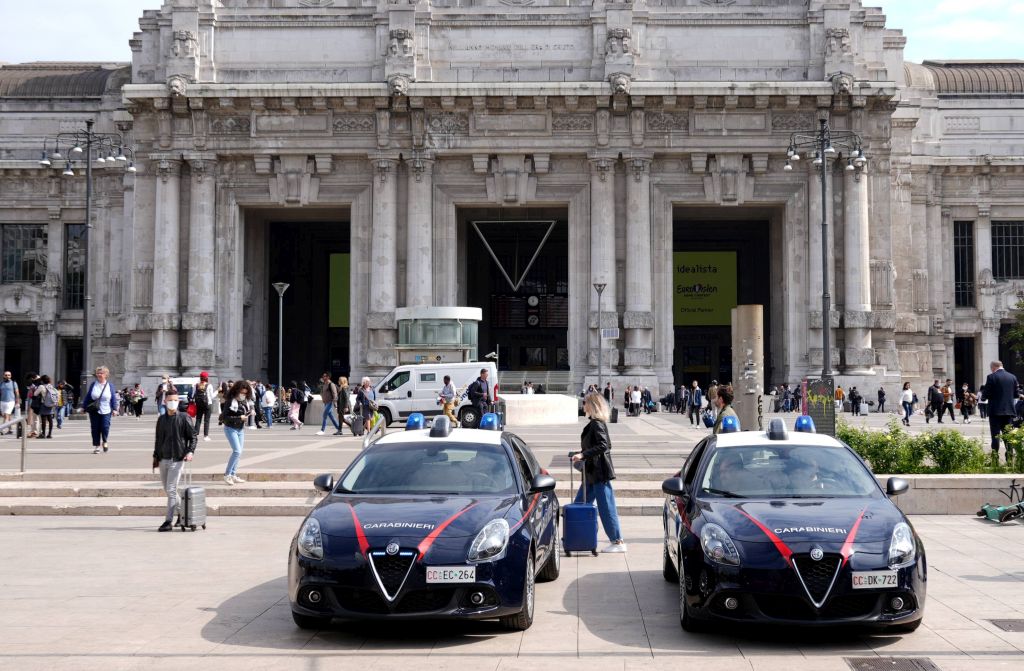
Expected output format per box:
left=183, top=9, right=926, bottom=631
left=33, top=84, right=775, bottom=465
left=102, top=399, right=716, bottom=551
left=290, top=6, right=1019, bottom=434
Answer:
left=571, top=392, right=627, bottom=553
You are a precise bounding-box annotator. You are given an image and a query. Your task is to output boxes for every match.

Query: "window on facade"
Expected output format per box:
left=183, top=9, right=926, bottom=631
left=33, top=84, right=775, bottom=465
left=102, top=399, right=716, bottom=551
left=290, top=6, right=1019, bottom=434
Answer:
left=1, top=225, right=47, bottom=283
left=953, top=221, right=975, bottom=308
left=64, top=224, right=86, bottom=310
left=993, top=222, right=1024, bottom=281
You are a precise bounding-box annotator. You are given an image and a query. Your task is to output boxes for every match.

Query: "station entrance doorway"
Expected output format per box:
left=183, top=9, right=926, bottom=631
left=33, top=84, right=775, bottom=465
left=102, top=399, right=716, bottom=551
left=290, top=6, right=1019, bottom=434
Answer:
left=672, top=211, right=774, bottom=389
left=459, top=207, right=569, bottom=373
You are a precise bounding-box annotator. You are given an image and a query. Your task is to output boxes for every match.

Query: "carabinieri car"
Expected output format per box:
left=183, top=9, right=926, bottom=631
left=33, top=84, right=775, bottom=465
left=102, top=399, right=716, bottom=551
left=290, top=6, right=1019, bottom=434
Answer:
left=288, top=413, right=560, bottom=630
left=661, top=417, right=926, bottom=632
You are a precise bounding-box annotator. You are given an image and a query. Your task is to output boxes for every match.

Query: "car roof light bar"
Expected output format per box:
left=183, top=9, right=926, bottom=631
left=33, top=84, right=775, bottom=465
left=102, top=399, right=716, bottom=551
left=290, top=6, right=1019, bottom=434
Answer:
left=430, top=415, right=453, bottom=438
left=720, top=415, right=740, bottom=433
left=406, top=413, right=426, bottom=431
left=794, top=415, right=817, bottom=433
left=767, top=418, right=788, bottom=441
left=479, top=413, right=501, bottom=431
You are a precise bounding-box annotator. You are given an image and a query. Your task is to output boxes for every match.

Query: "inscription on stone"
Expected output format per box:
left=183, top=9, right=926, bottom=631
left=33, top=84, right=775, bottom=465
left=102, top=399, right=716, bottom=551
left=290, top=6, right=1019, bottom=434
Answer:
left=694, top=112, right=767, bottom=132
left=255, top=113, right=330, bottom=135
left=473, top=113, right=549, bottom=134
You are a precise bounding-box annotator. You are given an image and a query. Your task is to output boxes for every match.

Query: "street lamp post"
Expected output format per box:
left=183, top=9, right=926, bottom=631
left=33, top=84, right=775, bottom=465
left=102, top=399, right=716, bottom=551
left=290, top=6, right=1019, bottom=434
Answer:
left=272, top=283, right=290, bottom=402
left=784, top=117, right=866, bottom=378
left=593, top=283, right=607, bottom=392
left=39, top=121, right=135, bottom=394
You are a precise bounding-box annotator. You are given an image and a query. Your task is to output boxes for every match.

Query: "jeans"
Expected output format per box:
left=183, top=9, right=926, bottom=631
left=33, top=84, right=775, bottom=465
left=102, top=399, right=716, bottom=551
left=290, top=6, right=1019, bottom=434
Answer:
left=263, top=406, right=273, bottom=427
left=990, top=415, right=1014, bottom=457
left=878, top=401, right=886, bottom=413
left=158, top=402, right=166, bottom=416
left=88, top=411, right=111, bottom=446
left=902, top=401, right=913, bottom=424
left=574, top=480, right=624, bottom=543
left=224, top=426, right=245, bottom=476
left=321, top=404, right=340, bottom=431
left=159, top=459, right=185, bottom=522
left=194, top=406, right=212, bottom=437
left=56, top=408, right=63, bottom=429
left=939, top=402, right=955, bottom=422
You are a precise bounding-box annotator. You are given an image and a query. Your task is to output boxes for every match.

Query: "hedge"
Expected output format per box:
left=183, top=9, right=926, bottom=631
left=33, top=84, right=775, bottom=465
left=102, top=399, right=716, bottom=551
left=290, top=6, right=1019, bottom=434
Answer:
left=836, top=419, right=993, bottom=474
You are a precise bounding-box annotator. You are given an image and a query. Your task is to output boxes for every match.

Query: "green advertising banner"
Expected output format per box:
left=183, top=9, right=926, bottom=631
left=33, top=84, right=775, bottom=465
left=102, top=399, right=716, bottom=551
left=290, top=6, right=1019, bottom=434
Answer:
left=329, top=253, right=350, bottom=328
left=673, top=252, right=738, bottom=326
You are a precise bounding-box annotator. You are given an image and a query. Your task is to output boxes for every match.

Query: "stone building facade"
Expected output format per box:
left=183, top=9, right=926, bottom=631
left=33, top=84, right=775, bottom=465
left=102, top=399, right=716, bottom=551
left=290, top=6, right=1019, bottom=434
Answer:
left=0, top=0, right=1021, bottom=393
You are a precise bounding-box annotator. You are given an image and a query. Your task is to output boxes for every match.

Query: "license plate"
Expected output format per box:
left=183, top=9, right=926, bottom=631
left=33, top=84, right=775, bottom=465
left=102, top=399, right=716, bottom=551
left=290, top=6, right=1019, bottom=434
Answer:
left=426, top=566, right=476, bottom=584
left=852, top=570, right=898, bottom=589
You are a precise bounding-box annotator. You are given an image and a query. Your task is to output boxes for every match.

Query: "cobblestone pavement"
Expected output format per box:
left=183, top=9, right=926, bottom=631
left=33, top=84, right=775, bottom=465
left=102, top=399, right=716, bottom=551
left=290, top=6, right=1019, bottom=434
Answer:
left=2, top=515, right=1024, bottom=671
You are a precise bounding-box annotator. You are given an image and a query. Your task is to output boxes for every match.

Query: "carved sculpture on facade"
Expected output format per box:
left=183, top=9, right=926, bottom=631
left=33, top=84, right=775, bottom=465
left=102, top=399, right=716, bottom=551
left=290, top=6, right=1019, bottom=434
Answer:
left=170, top=30, right=199, bottom=58
left=389, top=29, right=414, bottom=58
left=605, top=28, right=633, bottom=57
left=825, top=28, right=852, bottom=58
left=388, top=74, right=411, bottom=97
left=609, top=73, right=631, bottom=95
left=167, top=75, right=188, bottom=98
left=829, top=71, right=854, bottom=96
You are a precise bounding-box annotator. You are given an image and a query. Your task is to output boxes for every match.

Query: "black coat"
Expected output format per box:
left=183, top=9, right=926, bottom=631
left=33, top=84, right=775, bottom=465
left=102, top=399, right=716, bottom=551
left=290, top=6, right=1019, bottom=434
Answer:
left=985, top=368, right=1020, bottom=417
left=468, top=377, right=490, bottom=407
left=153, top=412, right=197, bottom=462
left=580, top=419, right=616, bottom=484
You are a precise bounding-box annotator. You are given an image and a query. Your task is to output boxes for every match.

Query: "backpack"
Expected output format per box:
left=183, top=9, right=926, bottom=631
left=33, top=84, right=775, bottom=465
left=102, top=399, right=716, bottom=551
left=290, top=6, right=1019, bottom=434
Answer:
left=43, top=385, right=58, bottom=408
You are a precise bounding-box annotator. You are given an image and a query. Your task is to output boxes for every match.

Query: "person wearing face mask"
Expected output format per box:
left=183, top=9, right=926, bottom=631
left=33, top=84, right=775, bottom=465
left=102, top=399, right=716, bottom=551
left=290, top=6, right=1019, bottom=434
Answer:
left=152, top=391, right=197, bottom=532
left=220, top=379, right=254, bottom=485
left=960, top=383, right=976, bottom=424
left=82, top=366, right=118, bottom=453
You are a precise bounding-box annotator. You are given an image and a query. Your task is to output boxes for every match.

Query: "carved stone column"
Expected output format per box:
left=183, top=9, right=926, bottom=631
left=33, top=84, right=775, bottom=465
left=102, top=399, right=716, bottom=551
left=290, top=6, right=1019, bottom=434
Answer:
left=807, top=160, right=836, bottom=371
left=149, top=158, right=182, bottom=371
left=184, top=157, right=217, bottom=371
left=589, top=155, right=618, bottom=370
left=406, top=154, right=434, bottom=309
left=976, top=206, right=998, bottom=369
left=624, top=155, right=654, bottom=372
left=843, top=165, right=873, bottom=374
left=368, top=156, right=400, bottom=369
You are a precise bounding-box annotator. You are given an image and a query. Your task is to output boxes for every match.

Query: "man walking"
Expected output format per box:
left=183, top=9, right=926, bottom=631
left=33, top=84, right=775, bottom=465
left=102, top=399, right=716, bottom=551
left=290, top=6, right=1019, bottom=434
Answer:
left=190, top=372, right=214, bottom=441
left=877, top=386, right=887, bottom=414
left=152, top=391, right=197, bottom=532
left=939, top=379, right=956, bottom=423
left=687, top=380, right=703, bottom=426
left=926, top=379, right=944, bottom=423
left=317, top=372, right=341, bottom=436
left=849, top=387, right=862, bottom=417
left=984, top=361, right=1020, bottom=464
left=467, top=368, right=491, bottom=428
left=439, top=375, right=459, bottom=426
left=0, top=371, right=20, bottom=434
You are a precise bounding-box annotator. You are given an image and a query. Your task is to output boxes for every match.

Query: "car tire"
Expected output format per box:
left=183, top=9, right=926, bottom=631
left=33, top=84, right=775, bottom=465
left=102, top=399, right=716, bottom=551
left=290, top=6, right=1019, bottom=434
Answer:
left=501, top=555, right=536, bottom=631
left=380, top=408, right=392, bottom=427
left=888, top=619, right=923, bottom=634
left=662, top=543, right=678, bottom=583
left=678, top=560, right=706, bottom=633
left=537, top=524, right=561, bottom=583
left=292, top=611, right=331, bottom=630
left=460, top=407, right=479, bottom=428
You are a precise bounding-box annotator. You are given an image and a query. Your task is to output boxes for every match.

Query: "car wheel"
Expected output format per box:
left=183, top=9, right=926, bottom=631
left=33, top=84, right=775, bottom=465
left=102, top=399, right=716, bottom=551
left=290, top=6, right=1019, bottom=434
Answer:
left=460, top=407, right=479, bottom=428
left=501, top=555, right=536, bottom=631
left=292, top=611, right=331, bottom=630
left=380, top=408, right=392, bottom=427
left=888, top=619, right=923, bottom=634
left=662, top=543, right=678, bottom=583
left=538, top=523, right=561, bottom=582
left=678, top=560, right=705, bottom=633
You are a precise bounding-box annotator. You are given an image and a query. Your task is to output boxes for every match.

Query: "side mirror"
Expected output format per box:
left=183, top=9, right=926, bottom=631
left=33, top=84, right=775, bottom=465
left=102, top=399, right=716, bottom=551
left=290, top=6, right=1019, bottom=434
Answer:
left=662, top=477, right=687, bottom=498
left=886, top=477, right=909, bottom=497
left=530, top=474, right=556, bottom=494
left=313, top=473, right=335, bottom=493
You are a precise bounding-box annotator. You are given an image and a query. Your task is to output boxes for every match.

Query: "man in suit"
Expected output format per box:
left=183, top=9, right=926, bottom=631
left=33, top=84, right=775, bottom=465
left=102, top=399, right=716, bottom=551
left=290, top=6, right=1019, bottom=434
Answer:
left=983, top=360, right=1021, bottom=462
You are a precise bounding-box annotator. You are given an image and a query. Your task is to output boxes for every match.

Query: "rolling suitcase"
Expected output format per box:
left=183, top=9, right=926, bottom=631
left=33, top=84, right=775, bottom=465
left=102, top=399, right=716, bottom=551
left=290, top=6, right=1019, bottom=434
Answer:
left=351, top=414, right=365, bottom=436
left=177, top=461, right=207, bottom=532
left=562, top=453, right=599, bottom=557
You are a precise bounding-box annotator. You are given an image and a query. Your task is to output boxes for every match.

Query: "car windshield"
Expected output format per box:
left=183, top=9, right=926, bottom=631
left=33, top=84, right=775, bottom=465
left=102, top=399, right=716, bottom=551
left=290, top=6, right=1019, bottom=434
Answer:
left=700, top=445, right=879, bottom=499
left=338, top=442, right=518, bottom=496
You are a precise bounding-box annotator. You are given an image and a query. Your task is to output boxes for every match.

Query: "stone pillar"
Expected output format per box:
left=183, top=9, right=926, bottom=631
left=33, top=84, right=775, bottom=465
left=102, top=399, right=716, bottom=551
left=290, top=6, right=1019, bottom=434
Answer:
left=843, top=165, right=873, bottom=374
left=807, top=161, right=835, bottom=372
left=149, top=158, right=182, bottom=372
left=367, top=156, right=400, bottom=369
left=976, top=207, right=998, bottom=370
left=589, top=155, right=617, bottom=371
left=624, top=156, right=654, bottom=373
left=406, top=154, right=434, bottom=309
left=39, top=324, right=57, bottom=379
left=184, top=157, right=217, bottom=372
left=731, top=305, right=764, bottom=432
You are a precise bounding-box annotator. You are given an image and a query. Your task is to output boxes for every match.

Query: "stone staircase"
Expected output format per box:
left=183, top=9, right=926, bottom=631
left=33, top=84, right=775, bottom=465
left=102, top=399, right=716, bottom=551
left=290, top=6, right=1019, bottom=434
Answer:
left=0, top=468, right=672, bottom=517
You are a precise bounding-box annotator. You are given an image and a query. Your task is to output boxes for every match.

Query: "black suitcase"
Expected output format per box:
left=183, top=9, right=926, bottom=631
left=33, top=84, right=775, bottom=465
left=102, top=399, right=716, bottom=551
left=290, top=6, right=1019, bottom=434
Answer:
left=178, top=462, right=207, bottom=532
left=351, top=414, right=365, bottom=436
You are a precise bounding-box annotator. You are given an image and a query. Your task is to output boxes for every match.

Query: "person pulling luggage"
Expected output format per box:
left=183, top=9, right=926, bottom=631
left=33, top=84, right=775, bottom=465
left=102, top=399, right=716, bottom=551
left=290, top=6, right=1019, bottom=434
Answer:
left=570, top=392, right=627, bottom=553
left=152, top=391, right=197, bottom=532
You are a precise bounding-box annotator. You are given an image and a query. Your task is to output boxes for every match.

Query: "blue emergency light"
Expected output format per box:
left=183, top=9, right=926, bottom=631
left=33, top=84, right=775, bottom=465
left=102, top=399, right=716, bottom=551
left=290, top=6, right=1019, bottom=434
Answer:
left=479, top=412, right=501, bottom=431
left=406, top=413, right=426, bottom=430
left=720, top=415, right=740, bottom=433
left=794, top=415, right=817, bottom=433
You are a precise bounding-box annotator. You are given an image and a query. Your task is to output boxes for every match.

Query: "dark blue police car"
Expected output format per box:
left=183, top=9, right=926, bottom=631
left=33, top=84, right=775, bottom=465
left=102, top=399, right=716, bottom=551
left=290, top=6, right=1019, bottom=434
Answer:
left=288, top=414, right=560, bottom=630
left=661, top=417, right=927, bottom=632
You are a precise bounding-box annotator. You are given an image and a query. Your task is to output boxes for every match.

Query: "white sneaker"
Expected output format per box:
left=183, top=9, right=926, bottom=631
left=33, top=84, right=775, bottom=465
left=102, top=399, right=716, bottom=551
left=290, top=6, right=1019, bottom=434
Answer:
left=223, top=475, right=234, bottom=486
left=203, top=436, right=211, bottom=442
left=316, top=430, right=325, bottom=436
left=232, top=475, right=246, bottom=484
left=601, top=542, right=628, bottom=554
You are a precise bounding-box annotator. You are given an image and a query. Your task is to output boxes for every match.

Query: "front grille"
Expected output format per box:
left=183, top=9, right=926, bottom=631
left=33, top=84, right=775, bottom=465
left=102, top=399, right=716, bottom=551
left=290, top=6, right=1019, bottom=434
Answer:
left=369, top=551, right=416, bottom=599
left=754, top=593, right=879, bottom=621
left=334, top=588, right=390, bottom=614
left=396, top=589, right=455, bottom=614
left=793, top=554, right=841, bottom=603
left=823, top=593, right=879, bottom=619
left=755, top=595, right=815, bottom=620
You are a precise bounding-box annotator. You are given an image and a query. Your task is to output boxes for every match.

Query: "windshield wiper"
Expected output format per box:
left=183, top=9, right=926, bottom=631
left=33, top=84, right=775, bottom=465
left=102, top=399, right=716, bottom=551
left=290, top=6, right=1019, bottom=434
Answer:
left=702, top=488, right=745, bottom=499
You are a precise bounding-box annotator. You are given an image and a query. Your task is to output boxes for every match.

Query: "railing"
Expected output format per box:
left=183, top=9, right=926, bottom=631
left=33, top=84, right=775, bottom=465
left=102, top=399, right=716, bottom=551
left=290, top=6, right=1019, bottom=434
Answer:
left=362, top=414, right=387, bottom=451
left=0, top=415, right=30, bottom=473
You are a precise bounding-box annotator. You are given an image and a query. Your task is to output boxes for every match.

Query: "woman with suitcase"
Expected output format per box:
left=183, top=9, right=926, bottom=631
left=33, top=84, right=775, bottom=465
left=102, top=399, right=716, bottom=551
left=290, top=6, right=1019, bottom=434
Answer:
left=570, top=392, right=627, bottom=553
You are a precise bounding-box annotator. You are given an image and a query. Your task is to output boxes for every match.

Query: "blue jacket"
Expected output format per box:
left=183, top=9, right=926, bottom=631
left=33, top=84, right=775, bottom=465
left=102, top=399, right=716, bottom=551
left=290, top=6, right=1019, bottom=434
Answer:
left=689, top=388, right=703, bottom=408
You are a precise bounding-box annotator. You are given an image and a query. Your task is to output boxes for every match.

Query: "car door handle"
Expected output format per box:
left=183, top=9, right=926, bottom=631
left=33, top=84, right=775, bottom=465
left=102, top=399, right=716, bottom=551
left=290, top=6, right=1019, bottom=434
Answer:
left=408, top=391, right=412, bottom=398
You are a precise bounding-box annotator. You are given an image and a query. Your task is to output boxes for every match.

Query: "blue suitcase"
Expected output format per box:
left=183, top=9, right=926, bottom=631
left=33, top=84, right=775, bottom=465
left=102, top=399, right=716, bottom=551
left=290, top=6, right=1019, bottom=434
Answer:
left=562, top=454, right=599, bottom=556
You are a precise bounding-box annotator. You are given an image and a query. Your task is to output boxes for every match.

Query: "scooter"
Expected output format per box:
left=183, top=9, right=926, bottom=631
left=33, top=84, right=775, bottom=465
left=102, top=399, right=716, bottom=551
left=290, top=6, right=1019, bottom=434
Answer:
left=977, top=502, right=1024, bottom=524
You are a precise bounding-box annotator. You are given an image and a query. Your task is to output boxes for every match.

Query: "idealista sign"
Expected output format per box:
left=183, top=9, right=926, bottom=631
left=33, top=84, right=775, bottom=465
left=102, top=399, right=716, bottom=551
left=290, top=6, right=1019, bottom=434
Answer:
left=673, top=252, right=738, bottom=326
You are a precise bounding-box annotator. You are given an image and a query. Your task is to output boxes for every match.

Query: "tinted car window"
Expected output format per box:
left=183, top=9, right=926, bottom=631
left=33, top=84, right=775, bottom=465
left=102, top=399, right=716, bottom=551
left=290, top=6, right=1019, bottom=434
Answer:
left=700, top=445, right=879, bottom=498
left=339, top=442, right=518, bottom=496
left=683, top=439, right=709, bottom=485
left=382, top=372, right=410, bottom=392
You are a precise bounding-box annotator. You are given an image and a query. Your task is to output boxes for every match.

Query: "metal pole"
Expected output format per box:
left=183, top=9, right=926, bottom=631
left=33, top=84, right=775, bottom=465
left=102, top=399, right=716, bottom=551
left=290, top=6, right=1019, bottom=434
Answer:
left=819, top=117, right=831, bottom=379
left=80, top=120, right=94, bottom=398
left=19, top=418, right=26, bottom=473
left=278, top=292, right=283, bottom=400
left=596, top=285, right=605, bottom=391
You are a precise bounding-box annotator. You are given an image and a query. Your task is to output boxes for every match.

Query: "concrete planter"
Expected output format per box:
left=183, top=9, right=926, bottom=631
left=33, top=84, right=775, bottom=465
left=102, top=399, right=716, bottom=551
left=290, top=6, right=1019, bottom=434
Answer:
left=879, top=474, right=1024, bottom=515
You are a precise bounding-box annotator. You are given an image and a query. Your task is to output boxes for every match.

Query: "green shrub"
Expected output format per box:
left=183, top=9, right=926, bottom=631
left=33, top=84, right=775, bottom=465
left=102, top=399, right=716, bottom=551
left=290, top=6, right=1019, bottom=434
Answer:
left=914, top=430, right=987, bottom=474
left=836, top=419, right=991, bottom=474
left=1000, top=426, right=1024, bottom=473
left=837, top=419, right=925, bottom=474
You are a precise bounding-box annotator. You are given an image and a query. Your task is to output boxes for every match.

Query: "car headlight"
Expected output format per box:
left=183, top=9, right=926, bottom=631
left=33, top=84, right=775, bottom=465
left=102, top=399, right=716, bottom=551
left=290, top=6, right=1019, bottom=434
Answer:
left=468, top=519, right=510, bottom=563
left=700, top=523, right=741, bottom=566
left=297, top=517, right=323, bottom=560
left=888, top=522, right=916, bottom=568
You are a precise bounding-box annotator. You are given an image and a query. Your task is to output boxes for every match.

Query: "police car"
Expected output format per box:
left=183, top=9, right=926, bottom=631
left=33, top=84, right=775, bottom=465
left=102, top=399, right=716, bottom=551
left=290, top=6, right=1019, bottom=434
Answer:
left=288, top=413, right=560, bottom=630
left=661, top=416, right=926, bottom=632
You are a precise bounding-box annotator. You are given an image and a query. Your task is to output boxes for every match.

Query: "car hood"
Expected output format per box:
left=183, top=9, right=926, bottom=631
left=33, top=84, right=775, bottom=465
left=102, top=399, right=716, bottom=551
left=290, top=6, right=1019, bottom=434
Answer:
left=314, top=494, right=518, bottom=541
left=704, top=497, right=902, bottom=544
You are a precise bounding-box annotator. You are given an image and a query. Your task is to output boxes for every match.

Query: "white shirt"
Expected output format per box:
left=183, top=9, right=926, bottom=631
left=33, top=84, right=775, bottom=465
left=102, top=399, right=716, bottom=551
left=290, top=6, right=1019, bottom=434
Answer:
left=630, top=390, right=641, bottom=403
left=900, top=389, right=914, bottom=404
left=261, top=390, right=276, bottom=408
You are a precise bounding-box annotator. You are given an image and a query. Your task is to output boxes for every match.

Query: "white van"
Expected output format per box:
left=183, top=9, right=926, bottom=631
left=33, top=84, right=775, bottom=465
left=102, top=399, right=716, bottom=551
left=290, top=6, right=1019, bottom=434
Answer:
left=373, top=362, right=498, bottom=427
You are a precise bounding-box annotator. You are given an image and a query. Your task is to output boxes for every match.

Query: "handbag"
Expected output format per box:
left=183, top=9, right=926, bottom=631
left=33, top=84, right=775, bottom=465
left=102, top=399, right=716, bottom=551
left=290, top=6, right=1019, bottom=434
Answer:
left=187, top=402, right=197, bottom=418
left=85, top=382, right=108, bottom=413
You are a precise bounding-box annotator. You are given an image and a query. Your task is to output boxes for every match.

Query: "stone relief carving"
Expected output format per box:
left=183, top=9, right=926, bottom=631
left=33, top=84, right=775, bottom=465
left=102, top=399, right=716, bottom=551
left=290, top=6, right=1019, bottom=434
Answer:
left=608, top=73, right=631, bottom=95
left=333, top=115, right=376, bottom=133
left=170, top=30, right=199, bottom=58
left=388, top=73, right=411, bottom=97
left=552, top=114, right=594, bottom=131
left=167, top=75, right=188, bottom=98
left=389, top=29, right=414, bottom=58
left=133, top=264, right=153, bottom=310
left=825, top=28, right=852, bottom=58
left=299, top=0, right=334, bottom=6
left=829, top=72, right=854, bottom=96
left=498, top=0, right=536, bottom=5
left=210, top=116, right=251, bottom=135
left=426, top=112, right=469, bottom=134
left=771, top=113, right=814, bottom=132
left=645, top=111, right=688, bottom=132
left=605, top=28, right=632, bottom=57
